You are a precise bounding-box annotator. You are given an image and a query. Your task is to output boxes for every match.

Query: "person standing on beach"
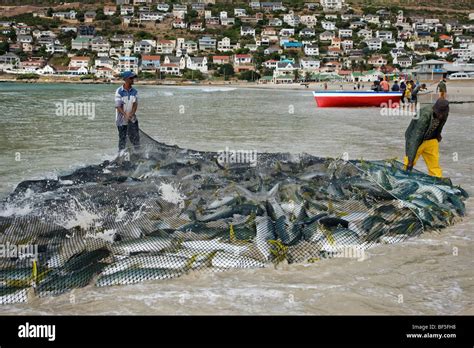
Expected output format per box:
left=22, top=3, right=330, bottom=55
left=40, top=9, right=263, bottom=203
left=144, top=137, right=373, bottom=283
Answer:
left=436, top=76, right=447, bottom=98
left=400, top=80, right=407, bottom=103
left=380, top=77, right=390, bottom=92
left=391, top=80, right=400, bottom=91
left=115, top=71, right=140, bottom=152
left=404, top=97, right=450, bottom=178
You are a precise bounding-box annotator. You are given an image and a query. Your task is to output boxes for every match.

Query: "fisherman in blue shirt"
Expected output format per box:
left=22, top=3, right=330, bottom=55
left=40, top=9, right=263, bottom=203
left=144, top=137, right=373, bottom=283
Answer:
left=115, top=71, right=139, bottom=152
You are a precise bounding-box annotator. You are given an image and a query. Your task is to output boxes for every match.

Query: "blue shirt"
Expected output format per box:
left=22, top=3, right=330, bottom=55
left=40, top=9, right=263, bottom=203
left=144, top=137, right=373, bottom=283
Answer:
left=115, top=85, right=138, bottom=126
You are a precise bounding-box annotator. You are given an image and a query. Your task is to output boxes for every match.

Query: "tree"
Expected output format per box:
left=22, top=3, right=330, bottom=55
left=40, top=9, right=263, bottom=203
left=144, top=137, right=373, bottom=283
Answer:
left=135, top=31, right=154, bottom=41
left=294, top=69, right=300, bottom=82
left=183, top=69, right=205, bottom=80
left=185, top=10, right=198, bottom=23
left=0, top=42, right=9, bottom=55
left=239, top=70, right=260, bottom=81
left=96, top=9, right=107, bottom=21
left=216, top=64, right=235, bottom=80
left=76, top=12, right=85, bottom=23
left=111, top=17, right=121, bottom=26
left=47, top=8, right=53, bottom=17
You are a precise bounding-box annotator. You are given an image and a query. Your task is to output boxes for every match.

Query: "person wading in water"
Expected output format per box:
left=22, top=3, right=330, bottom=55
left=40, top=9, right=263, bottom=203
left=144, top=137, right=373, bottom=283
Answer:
left=404, top=97, right=450, bottom=178
left=115, top=71, right=140, bottom=153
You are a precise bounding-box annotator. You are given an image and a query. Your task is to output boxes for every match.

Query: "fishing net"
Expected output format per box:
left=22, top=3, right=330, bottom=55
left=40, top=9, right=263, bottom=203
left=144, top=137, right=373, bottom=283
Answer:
left=0, top=129, right=468, bottom=304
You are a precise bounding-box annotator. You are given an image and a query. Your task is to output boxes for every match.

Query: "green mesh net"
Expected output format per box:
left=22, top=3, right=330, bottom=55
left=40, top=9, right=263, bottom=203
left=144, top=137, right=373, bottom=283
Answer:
left=0, top=129, right=468, bottom=304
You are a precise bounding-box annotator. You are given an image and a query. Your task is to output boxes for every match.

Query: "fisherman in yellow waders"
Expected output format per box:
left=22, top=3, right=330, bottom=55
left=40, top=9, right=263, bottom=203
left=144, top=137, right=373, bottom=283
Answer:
left=404, top=97, right=450, bottom=177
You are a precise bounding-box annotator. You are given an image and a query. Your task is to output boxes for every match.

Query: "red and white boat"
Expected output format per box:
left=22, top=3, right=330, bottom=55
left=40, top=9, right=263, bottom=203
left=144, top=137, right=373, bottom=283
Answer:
left=313, top=91, right=402, bottom=107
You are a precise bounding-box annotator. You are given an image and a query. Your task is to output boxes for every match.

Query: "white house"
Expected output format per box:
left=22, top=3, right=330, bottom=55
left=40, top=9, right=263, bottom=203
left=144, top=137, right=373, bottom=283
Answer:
left=234, top=8, right=247, bottom=17
left=172, top=19, right=187, bottom=29
left=134, top=40, right=155, bottom=54
left=376, top=30, right=393, bottom=41
left=338, top=29, right=352, bottom=38
left=186, top=56, right=208, bottom=73
left=358, top=29, right=372, bottom=40
left=269, top=18, right=283, bottom=26
left=280, top=28, right=295, bottom=37
left=319, top=31, right=335, bottom=41
left=156, top=39, right=175, bottom=54
left=366, top=38, right=382, bottom=51
left=0, top=52, right=20, bottom=71
left=160, top=63, right=181, bottom=76
left=121, top=5, right=134, bottom=16
left=241, top=26, right=256, bottom=37
left=69, top=56, right=90, bottom=69
left=218, top=37, right=239, bottom=52
left=300, top=15, right=317, bottom=28
left=300, top=57, right=320, bottom=71
left=304, top=44, right=320, bottom=56
left=321, top=21, right=336, bottom=31
left=394, top=56, right=412, bottom=68
left=118, top=56, right=139, bottom=74
left=320, top=0, right=344, bottom=11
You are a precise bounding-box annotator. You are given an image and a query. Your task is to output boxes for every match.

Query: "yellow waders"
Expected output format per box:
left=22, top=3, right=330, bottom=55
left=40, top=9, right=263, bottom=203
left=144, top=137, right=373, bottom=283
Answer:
left=404, top=139, right=442, bottom=177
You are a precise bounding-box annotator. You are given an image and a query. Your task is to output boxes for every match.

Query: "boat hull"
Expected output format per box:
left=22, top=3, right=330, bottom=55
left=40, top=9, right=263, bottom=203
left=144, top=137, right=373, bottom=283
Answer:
left=313, top=91, right=403, bottom=107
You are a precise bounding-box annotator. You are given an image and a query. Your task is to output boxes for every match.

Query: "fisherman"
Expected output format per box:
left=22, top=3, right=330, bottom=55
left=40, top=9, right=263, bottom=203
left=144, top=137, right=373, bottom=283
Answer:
left=391, top=80, right=400, bottom=92
left=404, top=97, right=450, bottom=177
left=436, top=75, right=447, bottom=98
left=371, top=79, right=381, bottom=92
left=115, top=71, right=140, bottom=153
left=411, top=83, right=427, bottom=106
left=400, top=80, right=407, bottom=103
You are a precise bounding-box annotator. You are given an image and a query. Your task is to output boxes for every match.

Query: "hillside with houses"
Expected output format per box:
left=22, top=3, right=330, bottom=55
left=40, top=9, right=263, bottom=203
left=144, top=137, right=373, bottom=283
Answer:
left=0, top=0, right=473, bottom=83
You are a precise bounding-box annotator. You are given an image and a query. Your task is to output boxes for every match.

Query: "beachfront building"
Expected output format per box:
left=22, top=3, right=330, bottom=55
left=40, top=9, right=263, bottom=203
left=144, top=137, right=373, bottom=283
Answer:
left=160, top=63, right=181, bottom=76
left=300, top=57, right=321, bottom=71
left=118, top=56, right=139, bottom=74
left=19, top=57, right=46, bottom=72
left=163, top=56, right=186, bottom=70
left=413, top=59, right=447, bottom=80
left=141, top=55, right=161, bottom=72
left=233, top=54, right=255, bottom=73
left=69, top=56, right=90, bottom=69
left=186, top=56, right=208, bottom=73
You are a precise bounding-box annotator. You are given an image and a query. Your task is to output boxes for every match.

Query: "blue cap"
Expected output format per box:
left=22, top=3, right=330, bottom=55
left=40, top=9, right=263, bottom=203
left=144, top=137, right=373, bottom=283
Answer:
left=121, top=71, right=137, bottom=80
